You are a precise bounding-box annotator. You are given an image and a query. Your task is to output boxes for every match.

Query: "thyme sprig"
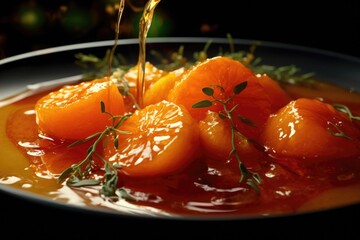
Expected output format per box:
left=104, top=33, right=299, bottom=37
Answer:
left=58, top=101, right=133, bottom=199
left=327, top=121, right=352, bottom=140
left=76, top=35, right=315, bottom=87
left=222, top=37, right=315, bottom=86
left=192, top=82, right=262, bottom=192
left=75, top=49, right=130, bottom=80
left=326, top=103, right=360, bottom=140
left=333, top=104, right=360, bottom=122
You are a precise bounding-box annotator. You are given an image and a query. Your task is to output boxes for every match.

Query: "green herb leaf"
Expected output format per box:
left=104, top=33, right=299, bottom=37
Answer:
left=113, top=163, right=123, bottom=169
left=100, top=101, right=106, bottom=113
left=57, top=166, right=75, bottom=184
left=333, top=104, right=360, bottom=121
left=192, top=100, right=213, bottom=108
left=68, top=179, right=101, bottom=187
left=233, top=81, right=247, bottom=95
left=58, top=102, right=131, bottom=199
left=218, top=113, right=227, bottom=119
left=193, top=81, right=262, bottom=192
left=327, top=122, right=352, bottom=140
left=246, top=179, right=260, bottom=193
left=116, top=188, right=136, bottom=201
left=202, top=87, right=214, bottom=96
left=114, top=136, right=119, bottom=149
left=237, top=115, right=257, bottom=127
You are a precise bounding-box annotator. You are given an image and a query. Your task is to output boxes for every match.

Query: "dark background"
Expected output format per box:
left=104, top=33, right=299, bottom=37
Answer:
left=1, top=0, right=359, bottom=59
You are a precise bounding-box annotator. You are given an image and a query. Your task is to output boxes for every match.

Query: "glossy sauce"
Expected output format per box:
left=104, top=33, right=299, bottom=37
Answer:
left=1, top=80, right=360, bottom=217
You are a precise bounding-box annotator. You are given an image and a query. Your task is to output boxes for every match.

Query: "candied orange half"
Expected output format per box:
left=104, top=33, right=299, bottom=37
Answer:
left=103, top=100, right=199, bottom=177
left=168, top=56, right=272, bottom=140
left=143, top=67, right=185, bottom=107
left=35, top=77, right=125, bottom=140
left=260, top=98, right=360, bottom=165
left=199, top=111, right=263, bottom=164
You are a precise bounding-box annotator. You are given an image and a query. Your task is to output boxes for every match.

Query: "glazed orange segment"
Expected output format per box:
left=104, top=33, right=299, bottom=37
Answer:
left=123, top=61, right=168, bottom=97
left=35, top=77, right=125, bottom=140
left=257, top=74, right=291, bottom=112
left=103, top=100, right=199, bottom=177
left=198, top=111, right=263, bottom=164
left=143, top=67, right=185, bottom=107
left=168, top=56, right=272, bottom=140
left=260, top=98, right=360, bottom=166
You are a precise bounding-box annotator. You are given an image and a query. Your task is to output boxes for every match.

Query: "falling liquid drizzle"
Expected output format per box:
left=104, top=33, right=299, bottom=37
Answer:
left=137, top=0, right=161, bottom=108
left=107, top=0, right=126, bottom=78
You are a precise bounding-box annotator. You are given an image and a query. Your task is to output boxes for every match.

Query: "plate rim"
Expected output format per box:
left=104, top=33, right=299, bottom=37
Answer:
left=1, top=37, right=360, bottom=66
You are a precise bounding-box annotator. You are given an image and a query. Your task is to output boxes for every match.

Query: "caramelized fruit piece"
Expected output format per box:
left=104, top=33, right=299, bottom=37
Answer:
left=198, top=111, right=263, bottom=165
left=35, top=78, right=125, bottom=140
left=143, top=67, right=185, bottom=106
left=168, top=56, right=271, bottom=139
left=123, top=61, right=168, bottom=97
left=104, top=100, right=199, bottom=177
left=260, top=98, right=360, bottom=165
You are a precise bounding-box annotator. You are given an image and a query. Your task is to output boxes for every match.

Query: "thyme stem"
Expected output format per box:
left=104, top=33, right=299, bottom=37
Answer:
left=58, top=102, right=132, bottom=199
left=192, top=83, right=262, bottom=192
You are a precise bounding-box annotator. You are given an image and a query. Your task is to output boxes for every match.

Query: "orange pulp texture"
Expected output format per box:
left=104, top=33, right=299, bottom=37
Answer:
left=260, top=98, right=360, bottom=165
left=103, top=100, right=199, bottom=177
left=168, top=56, right=273, bottom=140
left=123, top=61, right=168, bottom=97
left=35, top=77, right=125, bottom=140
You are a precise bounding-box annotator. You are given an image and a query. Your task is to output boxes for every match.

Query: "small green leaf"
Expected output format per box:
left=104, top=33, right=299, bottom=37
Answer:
left=239, top=162, right=250, bottom=177
left=218, top=113, right=227, bottom=119
left=100, top=101, right=106, bottom=113
left=192, top=100, right=213, bottom=108
left=233, top=81, right=247, bottom=95
left=113, top=163, right=123, bottom=169
left=68, top=179, right=101, bottom=187
left=116, top=188, right=136, bottom=201
left=67, top=176, right=80, bottom=185
left=247, top=138, right=265, bottom=152
left=101, top=173, right=118, bottom=197
left=114, top=136, right=119, bottom=149
left=247, top=179, right=260, bottom=194
left=252, top=173, right=262, bottom=184
left=202, top=87, right=214, bottom=96
left=237, top=115, right=257, bottom=127
left=57, top=167, right=74, bottom=183
left=333, top=104, right=360, bottom=121
left=327, top=122, right=352, bottom=140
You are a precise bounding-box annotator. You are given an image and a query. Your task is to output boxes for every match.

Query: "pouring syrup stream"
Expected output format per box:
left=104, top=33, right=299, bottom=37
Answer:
left=136, top=0, right=161, bottom=108
left=107, top=0, right=126, bottom=78
left=107, top=0, right=161, bottom=108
